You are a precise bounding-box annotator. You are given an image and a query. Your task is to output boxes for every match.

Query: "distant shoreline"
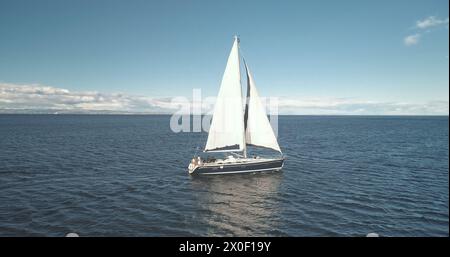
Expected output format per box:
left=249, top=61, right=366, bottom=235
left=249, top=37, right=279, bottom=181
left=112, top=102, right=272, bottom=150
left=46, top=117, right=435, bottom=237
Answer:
left=0, top=112, right=448, bottom=117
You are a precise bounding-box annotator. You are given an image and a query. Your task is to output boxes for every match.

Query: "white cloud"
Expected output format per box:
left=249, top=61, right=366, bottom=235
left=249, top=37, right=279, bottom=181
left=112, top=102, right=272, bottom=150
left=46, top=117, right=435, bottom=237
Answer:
left=0, top=83, right=448, bottom=115
left=416, top=16, right=449, bottom=29
left=0, top=83, right=168, bottom=113
left=404, top=16, right=449, bottom=46
left=404, top=34, right=421, bottom=46
left=276, top=97, right=449, bottom=115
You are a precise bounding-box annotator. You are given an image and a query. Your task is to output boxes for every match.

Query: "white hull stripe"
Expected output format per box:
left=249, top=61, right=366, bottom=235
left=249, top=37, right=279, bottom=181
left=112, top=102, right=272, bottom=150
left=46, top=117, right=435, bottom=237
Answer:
left=200, top=159, right=283, bottom=168
left=198, top=167, right=282, bottom=175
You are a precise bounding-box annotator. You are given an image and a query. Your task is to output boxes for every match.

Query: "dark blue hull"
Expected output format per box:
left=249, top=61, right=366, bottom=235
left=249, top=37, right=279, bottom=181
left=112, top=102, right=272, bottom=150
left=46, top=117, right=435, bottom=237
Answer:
left=191, top=158, right=284, bottom=175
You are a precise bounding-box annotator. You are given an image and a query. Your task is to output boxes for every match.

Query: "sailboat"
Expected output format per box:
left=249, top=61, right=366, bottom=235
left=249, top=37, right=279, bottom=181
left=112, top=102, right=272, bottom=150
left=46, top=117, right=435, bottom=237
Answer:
left=188, top=36, right=284, bottom=175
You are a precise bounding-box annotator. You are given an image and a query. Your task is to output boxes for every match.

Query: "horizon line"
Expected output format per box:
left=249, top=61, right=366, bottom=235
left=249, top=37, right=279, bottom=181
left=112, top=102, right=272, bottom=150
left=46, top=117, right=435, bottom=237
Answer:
left=0, top=112, right=448, bottom=117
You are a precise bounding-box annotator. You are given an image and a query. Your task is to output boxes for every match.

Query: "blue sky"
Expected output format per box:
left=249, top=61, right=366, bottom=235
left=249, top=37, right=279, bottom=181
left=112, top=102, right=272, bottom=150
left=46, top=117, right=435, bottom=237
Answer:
left=0, top=0, right=448, bottom=114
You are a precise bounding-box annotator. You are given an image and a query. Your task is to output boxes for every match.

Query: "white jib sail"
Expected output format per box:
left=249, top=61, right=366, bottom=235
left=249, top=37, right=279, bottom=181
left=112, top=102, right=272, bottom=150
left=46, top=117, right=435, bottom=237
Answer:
left=244, top=62, right=282, bottom=153
left=204, top=37, right=245, bottom=152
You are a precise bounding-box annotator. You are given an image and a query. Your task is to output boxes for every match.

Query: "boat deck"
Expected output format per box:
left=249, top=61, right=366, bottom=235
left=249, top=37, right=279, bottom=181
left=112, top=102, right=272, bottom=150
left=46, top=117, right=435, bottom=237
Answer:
left=201, top=157, right=282, bottom=167
left=190, top=157, right=284, bottom=175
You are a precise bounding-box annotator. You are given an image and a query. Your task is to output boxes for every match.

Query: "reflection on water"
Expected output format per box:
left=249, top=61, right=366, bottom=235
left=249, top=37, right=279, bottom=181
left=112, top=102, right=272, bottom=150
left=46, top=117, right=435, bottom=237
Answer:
left=189, top=172, right=284, bottom=236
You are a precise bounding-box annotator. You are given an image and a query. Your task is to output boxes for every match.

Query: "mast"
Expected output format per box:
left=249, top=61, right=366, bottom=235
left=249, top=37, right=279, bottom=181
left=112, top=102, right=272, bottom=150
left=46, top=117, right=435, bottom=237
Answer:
left=236, top=35, right=247, bottom=158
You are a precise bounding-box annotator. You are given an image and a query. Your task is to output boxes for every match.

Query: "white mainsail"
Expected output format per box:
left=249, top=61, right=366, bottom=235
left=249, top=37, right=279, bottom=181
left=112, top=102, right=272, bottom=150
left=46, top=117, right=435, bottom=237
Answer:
left=243, top=61, right=282, bottom=153
left=204, top=37, right=246, bottom=152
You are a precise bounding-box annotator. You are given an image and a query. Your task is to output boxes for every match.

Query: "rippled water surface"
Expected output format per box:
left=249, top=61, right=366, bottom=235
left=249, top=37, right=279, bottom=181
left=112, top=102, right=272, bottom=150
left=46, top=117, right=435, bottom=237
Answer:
left=0, top=115, right=448, bottom=236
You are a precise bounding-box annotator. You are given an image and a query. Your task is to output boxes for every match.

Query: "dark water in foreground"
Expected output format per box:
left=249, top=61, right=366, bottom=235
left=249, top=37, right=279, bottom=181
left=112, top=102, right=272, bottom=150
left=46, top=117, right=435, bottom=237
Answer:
left=0, top=115, right=448, bottom=236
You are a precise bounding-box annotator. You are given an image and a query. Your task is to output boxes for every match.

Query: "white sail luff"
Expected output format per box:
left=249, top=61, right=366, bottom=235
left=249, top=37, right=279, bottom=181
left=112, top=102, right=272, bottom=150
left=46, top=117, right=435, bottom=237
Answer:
left=244, top=62, right=282, bottom=153
left=204, top=37, right=245, bottom=152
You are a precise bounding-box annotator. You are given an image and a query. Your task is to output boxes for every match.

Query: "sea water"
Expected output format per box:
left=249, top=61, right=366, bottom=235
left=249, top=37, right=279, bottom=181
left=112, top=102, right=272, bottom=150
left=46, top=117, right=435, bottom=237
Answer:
left=0, top=115, right=448, bottom=236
